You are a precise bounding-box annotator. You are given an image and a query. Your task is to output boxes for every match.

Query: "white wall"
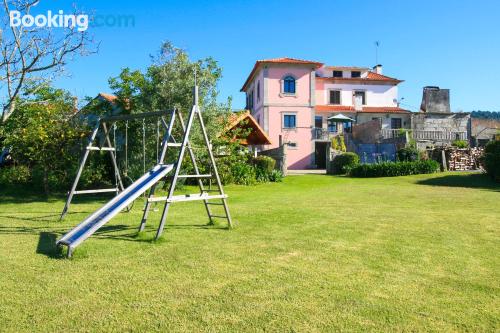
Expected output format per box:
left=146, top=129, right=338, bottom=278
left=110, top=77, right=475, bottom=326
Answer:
left=321, top=83, right=398, bottom=107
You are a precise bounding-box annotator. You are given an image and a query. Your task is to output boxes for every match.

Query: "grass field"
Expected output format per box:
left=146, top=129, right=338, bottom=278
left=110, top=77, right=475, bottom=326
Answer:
left=0, top=172, right=498, bottom=332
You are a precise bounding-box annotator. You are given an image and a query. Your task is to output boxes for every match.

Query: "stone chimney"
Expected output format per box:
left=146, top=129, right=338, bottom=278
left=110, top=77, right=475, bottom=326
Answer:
left=420, top=86, right=450, bottom=113
left=373, top=64, right=382, bottom=74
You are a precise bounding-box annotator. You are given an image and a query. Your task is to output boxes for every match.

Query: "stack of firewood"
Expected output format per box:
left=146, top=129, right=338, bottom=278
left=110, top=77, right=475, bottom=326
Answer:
left=447, top=147, right=483, bottom=171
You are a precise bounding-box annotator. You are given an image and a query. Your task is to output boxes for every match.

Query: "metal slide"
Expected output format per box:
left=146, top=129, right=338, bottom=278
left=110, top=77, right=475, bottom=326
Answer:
left=57, top=164, right=174, bottom=256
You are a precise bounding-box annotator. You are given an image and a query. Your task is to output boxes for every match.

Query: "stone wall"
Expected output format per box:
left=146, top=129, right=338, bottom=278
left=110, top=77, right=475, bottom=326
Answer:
left=352, top=120, right=381, bottom=143
left=258, top=145, right=287, bottom=175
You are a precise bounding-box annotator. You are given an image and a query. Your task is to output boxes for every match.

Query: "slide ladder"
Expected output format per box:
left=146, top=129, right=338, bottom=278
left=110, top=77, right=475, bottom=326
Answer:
left=57, top=164, right=173, bottom=257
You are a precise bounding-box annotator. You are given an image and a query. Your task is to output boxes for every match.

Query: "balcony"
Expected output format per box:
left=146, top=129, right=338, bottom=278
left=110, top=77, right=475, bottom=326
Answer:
left=380, top=129, right=467, bottom=141
left=313, top=128, right=337, bottom=141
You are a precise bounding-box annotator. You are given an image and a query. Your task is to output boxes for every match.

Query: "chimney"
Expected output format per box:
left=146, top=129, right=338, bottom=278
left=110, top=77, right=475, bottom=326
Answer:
left=373, top=64, right=382, bottom=74
left=72, top=96, right=78, bottom=114
left=420, top=86, right=450, bottom=113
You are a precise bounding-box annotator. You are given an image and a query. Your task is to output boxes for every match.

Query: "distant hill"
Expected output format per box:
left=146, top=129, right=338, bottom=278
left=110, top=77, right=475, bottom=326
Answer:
left=471, top=111, right=500, bottom=120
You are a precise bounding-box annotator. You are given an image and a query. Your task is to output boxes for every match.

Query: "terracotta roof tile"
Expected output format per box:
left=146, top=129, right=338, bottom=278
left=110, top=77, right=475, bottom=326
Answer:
left=316, top=105, right=409, bottom=113
left=241, top=57, right=323, bottom=91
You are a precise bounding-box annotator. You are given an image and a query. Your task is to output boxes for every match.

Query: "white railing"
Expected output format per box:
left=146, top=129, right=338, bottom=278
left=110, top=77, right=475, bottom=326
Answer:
left=380, top=129, right=467, bottom=141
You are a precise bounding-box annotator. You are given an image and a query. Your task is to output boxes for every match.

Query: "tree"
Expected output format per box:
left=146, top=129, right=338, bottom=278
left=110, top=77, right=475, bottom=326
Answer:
left=107, top=41, right=234, bottom=179
left=1, top=85, right=86, bottom=194
left=0, top=0, right=97, bottom=122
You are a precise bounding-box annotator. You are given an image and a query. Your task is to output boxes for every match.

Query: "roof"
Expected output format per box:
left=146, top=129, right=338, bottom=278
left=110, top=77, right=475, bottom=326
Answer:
left=98, top=92, right=118, bottom=103
left=316, top=105, right=410, bottom=113
left=225, top=111, right=272, bottom=145
left=324, top=66, right=370, bottom=71
left=241, top=57, right=323, bottom=92
left=317, top=71, right=403, bottom=84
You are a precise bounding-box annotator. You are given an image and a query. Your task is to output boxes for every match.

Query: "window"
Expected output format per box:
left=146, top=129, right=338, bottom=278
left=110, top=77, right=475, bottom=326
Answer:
left=328, top=121, right=337, bottom=133
left=391, top=118, right=402, bottom=129
left=283, top=76, right=296, bottom=94
left=344, top=121, right=353, bottom=133
left=257, top=81, right=260, bottom=101
left=287, top=142, right=298, bottom=149
left=315, top=116, right=322, bottom=128
left=372, top=117, right=382, bottom=125
left=333, top=70, right=343, bottom=78
left=248, top=90, right=254, bottom=109
left=351, top=71, right=361, bottom=78
left=354, top=91, right=366, bottom=105
left=283, top=114, right=296, bottom=129
left=329, top=90, right=341, bottom=105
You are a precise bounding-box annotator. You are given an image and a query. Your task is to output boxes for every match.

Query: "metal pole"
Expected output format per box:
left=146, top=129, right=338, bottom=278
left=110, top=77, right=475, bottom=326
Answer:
left=176, top=109, right=214, bottom=224
left=139, top=109, right=177, bottom=232
left=60, top=121, right=101, bottom=220
left=155, top=102, right=198, bottom=240
left=102, top=122, right=125, bottom=193
left=196, top=103, right=233, bottom=228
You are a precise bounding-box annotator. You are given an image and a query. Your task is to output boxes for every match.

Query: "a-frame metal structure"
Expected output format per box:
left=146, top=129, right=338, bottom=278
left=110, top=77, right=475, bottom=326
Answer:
left=58, top=85, right=232, bottom=255
left=141, top=85, right=233, bottom=238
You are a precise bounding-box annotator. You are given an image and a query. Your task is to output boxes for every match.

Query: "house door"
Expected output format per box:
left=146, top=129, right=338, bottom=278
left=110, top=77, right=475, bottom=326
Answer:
left=315, top=142, right=328, bottom=169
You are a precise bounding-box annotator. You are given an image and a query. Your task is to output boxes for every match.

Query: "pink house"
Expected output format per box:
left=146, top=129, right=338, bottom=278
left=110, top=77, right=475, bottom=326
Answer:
left=241, top=57, right=410, bottom=169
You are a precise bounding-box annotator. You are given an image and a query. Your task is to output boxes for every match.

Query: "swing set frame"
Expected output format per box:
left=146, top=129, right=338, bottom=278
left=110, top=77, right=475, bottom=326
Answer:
left=59, top=85, right=232, bottom=245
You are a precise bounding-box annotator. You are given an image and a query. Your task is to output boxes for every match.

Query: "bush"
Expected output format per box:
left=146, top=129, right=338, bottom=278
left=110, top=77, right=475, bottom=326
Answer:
left=0, top=165, right=31, bottom=185
left=253, top=156, right=277, bottom=182
left=331, top=152, right=359, bottom=174
left=452, top=140, right=469, bottom=148
left=331, top=136, right=346, bottom=152
left=268, top=169, right=284, bottom=182
left=482, top=140, right=500, bottom=182
left=397, top=147, right=419, bottom=162
left=253, top=156, right=275, bottom=173
left=349, top=160, right=440, bottom=178
left=231, top=162, right=256, bottom=185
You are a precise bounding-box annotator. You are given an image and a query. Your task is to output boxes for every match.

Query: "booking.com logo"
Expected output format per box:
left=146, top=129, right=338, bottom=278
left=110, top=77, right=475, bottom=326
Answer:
left=9, top=10, right=135, bottom=32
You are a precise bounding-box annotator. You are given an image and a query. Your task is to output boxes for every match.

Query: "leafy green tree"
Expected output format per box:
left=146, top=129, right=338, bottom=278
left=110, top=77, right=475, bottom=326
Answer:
left=0, top=86, right=86, bottom=194
left=106, top=41, right=235, bottom=179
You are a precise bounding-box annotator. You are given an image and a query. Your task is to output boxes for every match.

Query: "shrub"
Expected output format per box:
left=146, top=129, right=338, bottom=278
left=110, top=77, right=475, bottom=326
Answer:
left=253, top=156, right=277, bottom=182
left=482, top=140, right=500, bottom=182
left=397, top=147, right=419, bottom=162
left=231, top=162, right=256, bottom=185
left=331, top=136, right=346, bottom=152
left=452, top=140, right=469, bottom=148
left=0, top=165, right=31, bottom=185
left=349, top=160, right=440, bottom=178
left=268, top=169, right=284, bottom=182
left=331, top=152, right=359, bottom=175
left=253, top=156, right=275, bottom=173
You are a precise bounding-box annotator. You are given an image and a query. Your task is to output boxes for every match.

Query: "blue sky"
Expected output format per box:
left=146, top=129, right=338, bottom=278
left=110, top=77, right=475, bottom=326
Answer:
left=36, top=0, right=500, bottom=111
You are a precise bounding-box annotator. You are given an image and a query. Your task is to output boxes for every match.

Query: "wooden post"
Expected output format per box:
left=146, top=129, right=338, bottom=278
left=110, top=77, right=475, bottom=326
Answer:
left=441, top=149, right=448, bottom=171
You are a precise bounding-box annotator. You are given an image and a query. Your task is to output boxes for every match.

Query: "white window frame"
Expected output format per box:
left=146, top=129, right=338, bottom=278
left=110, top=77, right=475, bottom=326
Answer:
left=280, top=74, right=297, bottom=97
left=282, top=112, right=297, bottom=130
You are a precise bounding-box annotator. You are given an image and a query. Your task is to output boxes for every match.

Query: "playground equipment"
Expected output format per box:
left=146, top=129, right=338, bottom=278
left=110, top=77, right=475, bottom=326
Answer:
left=57, top=85, right=232, bottom=257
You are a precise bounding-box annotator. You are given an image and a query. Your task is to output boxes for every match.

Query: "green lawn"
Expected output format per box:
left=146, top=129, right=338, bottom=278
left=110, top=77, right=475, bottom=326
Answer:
left=0, top=172, right=498, bottom=332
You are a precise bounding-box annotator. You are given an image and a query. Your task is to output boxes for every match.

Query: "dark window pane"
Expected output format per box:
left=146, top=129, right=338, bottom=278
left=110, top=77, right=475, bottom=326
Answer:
left=391, top=118, right=402, bottom=129
left=330, top=90, right=340, bottom=104
left=284, top=76, right=295, bottom=93
left=284, top=114, right=296, bottom=128
left=328, top=122, right=337, bottom=133
left=351, top=71, right=361, bottom=78
left=333, top=71, right=343, bottom=78
left=315, top=116, right=322, bottom=128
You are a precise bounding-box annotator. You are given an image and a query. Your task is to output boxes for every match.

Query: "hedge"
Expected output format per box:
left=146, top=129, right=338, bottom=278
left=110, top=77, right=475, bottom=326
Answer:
left=349, top=160, right=440, bottom=178
left=482, top=140, right=500, bottom=182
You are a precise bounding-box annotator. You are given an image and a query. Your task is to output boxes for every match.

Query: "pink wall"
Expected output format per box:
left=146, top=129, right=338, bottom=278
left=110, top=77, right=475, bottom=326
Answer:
left=267, top=66, right=312, bottom=104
